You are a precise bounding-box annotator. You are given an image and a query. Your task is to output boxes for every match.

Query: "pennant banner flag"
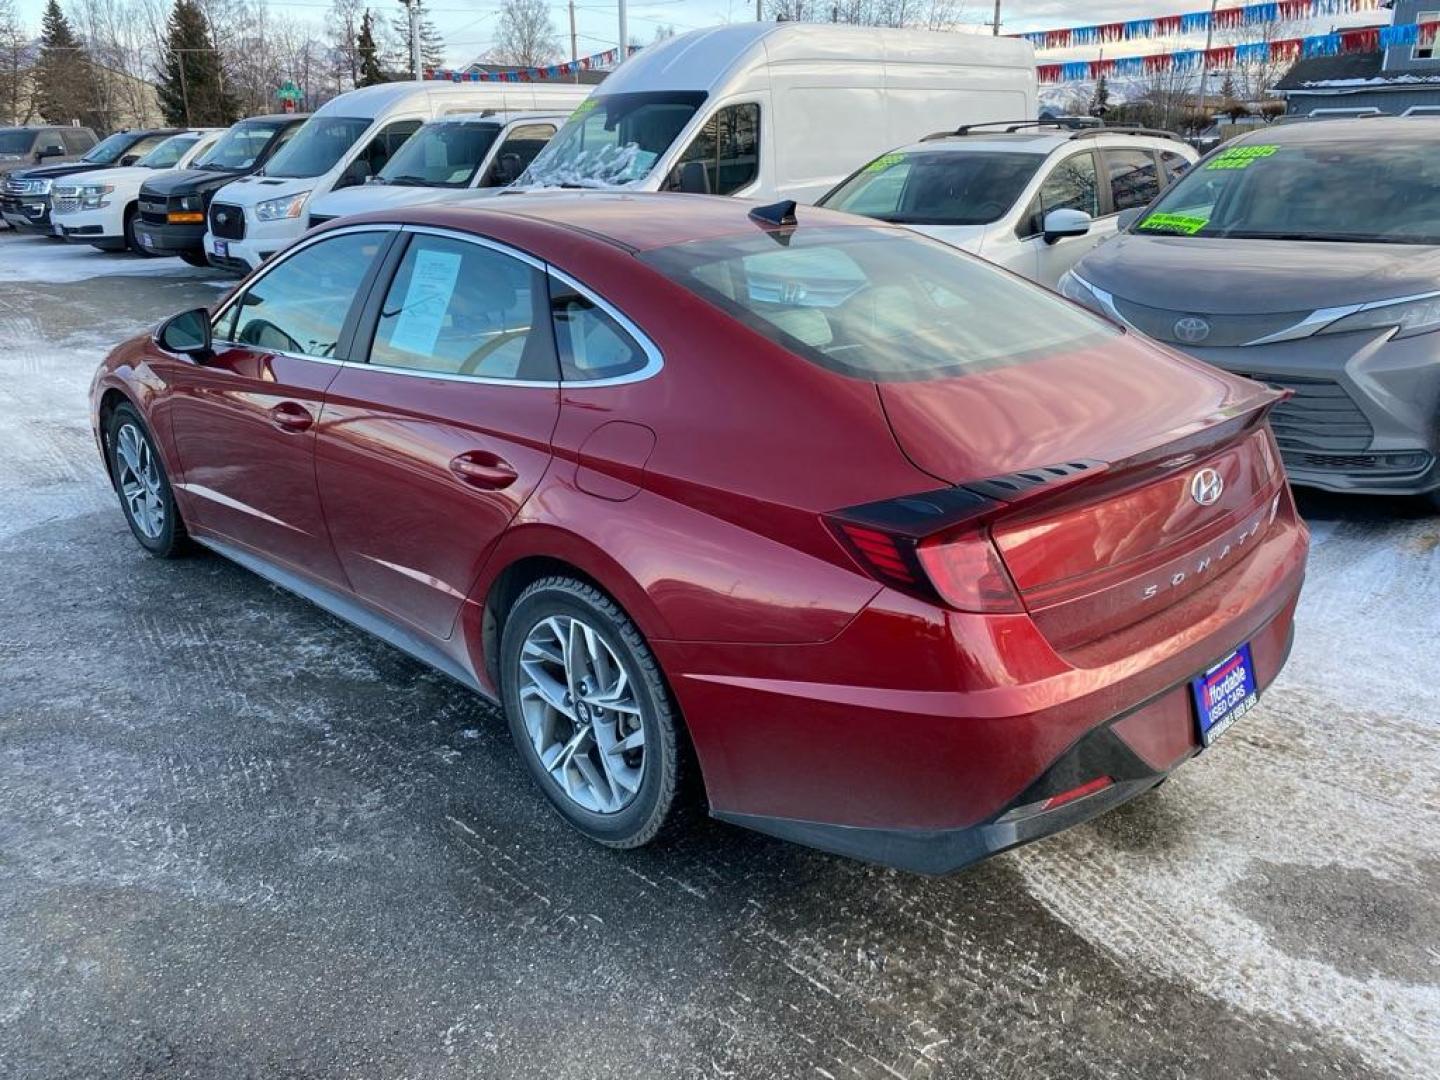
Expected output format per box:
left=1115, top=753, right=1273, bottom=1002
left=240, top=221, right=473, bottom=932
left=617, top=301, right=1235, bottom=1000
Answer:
left=1020, top=0, right=1382, bottom=50
left=427, top=45, right=639, bottom=84
left=1037, top=19, right=1435, bottom=82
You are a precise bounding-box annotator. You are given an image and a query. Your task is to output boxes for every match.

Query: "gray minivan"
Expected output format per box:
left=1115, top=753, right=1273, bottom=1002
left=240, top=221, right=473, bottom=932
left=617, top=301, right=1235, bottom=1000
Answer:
left=1061, top=117, right=1440, bottom=505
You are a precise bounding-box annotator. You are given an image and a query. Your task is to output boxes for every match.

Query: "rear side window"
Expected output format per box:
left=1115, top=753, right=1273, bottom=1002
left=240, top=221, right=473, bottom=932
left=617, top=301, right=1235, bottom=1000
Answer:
left=1161, top=150, right=1192, bottom=182
left=368, top=234, right=556, bottom=381
left=672, top=103, right=760, bottom=195
left=219, top=231, right=385, bottom=358
left=549, top=281, right=651, bottom=382
left=1106, top=149, right=1162, bottom=211
left=1019, top=152, right=1100, bottom=237
left=641, top=226, right=1116, bottom=382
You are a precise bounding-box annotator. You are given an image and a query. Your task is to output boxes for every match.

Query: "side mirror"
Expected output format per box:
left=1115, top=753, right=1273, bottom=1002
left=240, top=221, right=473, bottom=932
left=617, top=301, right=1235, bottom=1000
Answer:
left=156, top=308, right=212, bottom=358
left=491, top=151, right=523, bottom=186
left=1043, top=208, right=1092, bottom=244
left=1115, top=207, right=1144, bottom=232
left=37, top=144, right=65, bottom=160
left=120, top=153, right=140, bottom=166
left=675, top=160, right=711, bottom=195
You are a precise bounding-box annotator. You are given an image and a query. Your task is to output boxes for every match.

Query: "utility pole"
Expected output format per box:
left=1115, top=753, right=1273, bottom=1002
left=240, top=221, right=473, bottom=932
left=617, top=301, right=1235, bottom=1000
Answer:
left=992, top=0, right=1001, bottom=35
left=756, top=0, right=762, bottom=19
left=400, top=0, right=421, bottom=80
left=1195, top=0, right=1219, bottom=132
left=569, top=0, right=578, bottom=81
left=618, top=0, right=628, bottom=64
left=178, top=50, right=190, bottom=126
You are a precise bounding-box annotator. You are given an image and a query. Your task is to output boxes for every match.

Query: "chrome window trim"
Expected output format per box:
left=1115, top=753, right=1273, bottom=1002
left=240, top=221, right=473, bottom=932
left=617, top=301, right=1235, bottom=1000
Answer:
left=1242, top=290, right=1440, bottom=347
left=208, top=223, right=403, bottom=362
left=547, top=265, right=664, bottom=388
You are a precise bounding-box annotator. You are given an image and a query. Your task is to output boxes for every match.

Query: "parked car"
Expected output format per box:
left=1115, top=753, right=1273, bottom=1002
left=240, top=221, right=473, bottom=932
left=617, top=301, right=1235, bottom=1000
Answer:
left=203, top=81, right=591, bottom=273
left=53, top=129, right=223, bottom=253
left=134, top=113, right=308, bottom=266
left=1, top=129, right=178, bottom=235
left=818, top=121, right=1196, bottom=286
left=515, top=22, right=1037, bottom=203
left=305, top=111, right=565, bottom=227
left=1061, top=117, right=1440, bottom=505
left=91, top=194, right=1308, bottom=873
left=0, top=125, right=97, bottom=185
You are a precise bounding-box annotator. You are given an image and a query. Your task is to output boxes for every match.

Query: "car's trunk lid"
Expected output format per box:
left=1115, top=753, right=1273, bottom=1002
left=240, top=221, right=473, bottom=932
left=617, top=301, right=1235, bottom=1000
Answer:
left=876, top=339, right=1287, bottom=650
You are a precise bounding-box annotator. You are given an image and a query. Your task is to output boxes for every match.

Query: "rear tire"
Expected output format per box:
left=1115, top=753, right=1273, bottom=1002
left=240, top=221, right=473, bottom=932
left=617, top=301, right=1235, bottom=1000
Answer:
left=106, top=402, right=188, bottom=558
left=499, top=576, right=689, bottom=849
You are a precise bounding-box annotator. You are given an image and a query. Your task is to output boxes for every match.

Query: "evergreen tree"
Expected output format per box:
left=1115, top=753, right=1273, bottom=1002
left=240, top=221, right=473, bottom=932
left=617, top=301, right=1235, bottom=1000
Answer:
left=156, top=0, right=236, bottom=126
left=390, top=0, right=444, bottom=76
left=357, top=9, right=386, bottom=86
left=32, top=0, right=92, bottom=125
left=1088, top=74, right=1110, bottom=118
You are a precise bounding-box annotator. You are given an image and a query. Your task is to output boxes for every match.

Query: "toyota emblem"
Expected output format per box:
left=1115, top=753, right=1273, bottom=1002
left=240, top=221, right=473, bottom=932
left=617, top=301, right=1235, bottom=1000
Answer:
left=1190, top=467, right=1224, bottom=506
left=1173, top=316, right=1211, bottom=344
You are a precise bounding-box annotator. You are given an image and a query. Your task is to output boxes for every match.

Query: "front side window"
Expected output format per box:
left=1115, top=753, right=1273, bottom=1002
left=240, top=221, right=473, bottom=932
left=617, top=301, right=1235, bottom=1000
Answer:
left=369, top=235, right=555, bottom=380
left=355, top=120, right=423, bottom=177
left=1019, top=151, right=1100, bottom=237
left=823, top=150, right=1044, bottom=226
left=518, top=91, right=707, bottom=188
left=1134, top=136, right=1440, bottom=244
left=197, top=120, right=288, bottom=171
left=670, top=103, right=760, bottom=195
left=641, top=226, right=1115, bottom=382
left=1106, top=149, right=1162, bottom=212
left=485, top=124, right=556, bottom=185
left=263, top=116, right=371, bottom=178
left=220, top=231, right=386, bottom=358
left=138, top=134, right=201, bottom=169
left=379, top=120, right=502, bottom=188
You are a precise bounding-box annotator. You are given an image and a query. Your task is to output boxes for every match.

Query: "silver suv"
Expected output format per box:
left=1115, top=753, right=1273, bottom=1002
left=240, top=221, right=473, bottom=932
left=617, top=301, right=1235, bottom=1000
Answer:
left=1061, top=117, right=1440, bottom=505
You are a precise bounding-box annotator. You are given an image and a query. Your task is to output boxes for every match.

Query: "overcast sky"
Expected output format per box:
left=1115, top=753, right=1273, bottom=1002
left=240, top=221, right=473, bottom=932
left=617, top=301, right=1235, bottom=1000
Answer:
left=12, top=0, right=1387, bottom=68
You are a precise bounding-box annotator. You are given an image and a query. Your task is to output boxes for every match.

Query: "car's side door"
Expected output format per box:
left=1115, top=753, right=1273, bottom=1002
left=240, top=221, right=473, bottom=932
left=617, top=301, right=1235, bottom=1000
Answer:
left=165, top=228, right=393, bottom=586
left=314, top=229, right=562, bottom=640
left=1020, top=150, right=1104, bottom=285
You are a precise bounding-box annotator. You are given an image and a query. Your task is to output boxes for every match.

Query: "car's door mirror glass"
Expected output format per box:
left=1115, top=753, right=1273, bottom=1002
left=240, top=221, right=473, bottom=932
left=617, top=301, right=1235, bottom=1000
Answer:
left=39, top=143, right=64, bottom=159
left=120, top=153, right=139, bottom=166
left=158, top=308, right=213, bottom=356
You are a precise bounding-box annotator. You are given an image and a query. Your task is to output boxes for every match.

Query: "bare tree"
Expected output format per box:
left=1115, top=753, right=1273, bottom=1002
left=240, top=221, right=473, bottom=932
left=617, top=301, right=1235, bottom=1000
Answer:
left=767, top=0, right=966, bottom=30
left=329, top=0, right=362, bottom=94
left=0, top=0, right=35, bottom=126
left=1124, top=62, right=1201, bottom=133
left=1218, top=16, right=1296, bottom=104
left=491, top=0, right=558, bottom=67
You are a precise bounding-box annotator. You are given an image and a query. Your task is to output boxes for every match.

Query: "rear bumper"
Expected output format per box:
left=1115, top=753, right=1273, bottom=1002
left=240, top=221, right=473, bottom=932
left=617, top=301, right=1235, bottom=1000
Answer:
left=659, top=502, right=1308, bottom=874
left=1180, top=331, right=1440, bottom=497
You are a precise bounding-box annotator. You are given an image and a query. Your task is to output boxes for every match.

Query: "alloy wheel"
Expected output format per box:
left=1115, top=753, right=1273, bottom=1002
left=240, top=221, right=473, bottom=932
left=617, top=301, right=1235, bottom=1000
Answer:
left=516, top=614, right=646, bottom=814
left=115, top=422, right=165, bottom=540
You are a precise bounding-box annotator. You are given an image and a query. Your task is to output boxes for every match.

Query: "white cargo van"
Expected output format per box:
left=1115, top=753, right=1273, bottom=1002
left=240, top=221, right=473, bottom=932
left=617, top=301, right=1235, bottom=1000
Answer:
left=511, top=22, right=1036, bottom=203
left=304, top=110, right=569, bottom=228
left=204, top=81, right=591, bottom=272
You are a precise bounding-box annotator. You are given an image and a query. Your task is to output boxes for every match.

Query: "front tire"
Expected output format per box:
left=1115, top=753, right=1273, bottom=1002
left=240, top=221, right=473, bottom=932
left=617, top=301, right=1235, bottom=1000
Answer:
left=499, top=576, right=688, bottom=849
left=124, top=206, right=154, bottom=257
left=106, top=403, right=188, bottom=557
left=179, top=249, right=209, bottom=268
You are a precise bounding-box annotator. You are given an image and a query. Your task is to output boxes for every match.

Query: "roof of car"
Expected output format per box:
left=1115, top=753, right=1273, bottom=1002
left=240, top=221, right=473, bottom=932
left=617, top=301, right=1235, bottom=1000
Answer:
left=369, top=191, right=877, bottom=253
left=1228, top=115, right=1435, bottom=144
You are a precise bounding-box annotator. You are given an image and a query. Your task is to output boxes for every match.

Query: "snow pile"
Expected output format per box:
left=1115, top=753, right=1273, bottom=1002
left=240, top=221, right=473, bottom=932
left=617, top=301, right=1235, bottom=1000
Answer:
left=0, top=233, right=219, bottom=285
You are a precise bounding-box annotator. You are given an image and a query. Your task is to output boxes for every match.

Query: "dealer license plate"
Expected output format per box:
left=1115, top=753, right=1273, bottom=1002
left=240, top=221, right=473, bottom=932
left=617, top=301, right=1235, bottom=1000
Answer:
left=1191, top=643, right=1258, bottom=746
left=211, top=239, right=228, bottom=257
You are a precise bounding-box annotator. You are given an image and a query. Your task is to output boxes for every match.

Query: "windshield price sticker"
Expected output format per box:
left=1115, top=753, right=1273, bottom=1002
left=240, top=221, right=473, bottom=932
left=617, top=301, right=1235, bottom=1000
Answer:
left=569, top=99, right=600, bottom=122
left=1138, top=212, right=1210, bottom=235
left=1205, top=144, right=1279, bottom=171
left=864, top=152, right=905, bottom=173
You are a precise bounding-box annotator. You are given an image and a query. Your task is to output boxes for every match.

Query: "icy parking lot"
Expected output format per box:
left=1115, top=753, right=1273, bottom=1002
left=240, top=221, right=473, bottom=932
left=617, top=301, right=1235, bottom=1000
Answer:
left=0, top=230, right=1436, bottom=1080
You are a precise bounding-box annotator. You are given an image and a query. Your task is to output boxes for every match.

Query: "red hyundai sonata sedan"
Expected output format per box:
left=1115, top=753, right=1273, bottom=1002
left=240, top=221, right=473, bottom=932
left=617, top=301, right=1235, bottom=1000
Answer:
left=90, top=193, right=1308, bottom=873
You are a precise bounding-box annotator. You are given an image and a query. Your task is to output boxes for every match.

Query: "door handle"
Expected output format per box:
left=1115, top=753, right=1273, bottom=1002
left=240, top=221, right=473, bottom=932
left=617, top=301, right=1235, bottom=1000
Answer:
left=269, top=401, right=313, bottom=432
left=449, top=451, right=518, bottom=490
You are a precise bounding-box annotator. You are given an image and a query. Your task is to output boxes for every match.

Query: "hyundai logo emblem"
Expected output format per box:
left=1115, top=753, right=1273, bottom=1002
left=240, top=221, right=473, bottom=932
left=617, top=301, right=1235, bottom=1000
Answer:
left=1173, top=316, right=1211, bottom=344
left=1190, top=467, right=1224, bottom=506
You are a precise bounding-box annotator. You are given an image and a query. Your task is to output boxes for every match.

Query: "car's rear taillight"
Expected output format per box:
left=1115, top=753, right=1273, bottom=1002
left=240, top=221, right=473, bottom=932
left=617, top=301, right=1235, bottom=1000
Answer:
left=826, top=488, right=1022, bottom=614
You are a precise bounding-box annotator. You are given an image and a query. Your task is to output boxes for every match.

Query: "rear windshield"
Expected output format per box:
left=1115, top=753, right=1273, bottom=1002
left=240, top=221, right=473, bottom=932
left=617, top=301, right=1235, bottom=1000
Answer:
left=820, top=150, right=1045, bottom=225
left=1135, top=135, right=1440, bottom=244
left=641, top=226, right=1117, bottom=382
